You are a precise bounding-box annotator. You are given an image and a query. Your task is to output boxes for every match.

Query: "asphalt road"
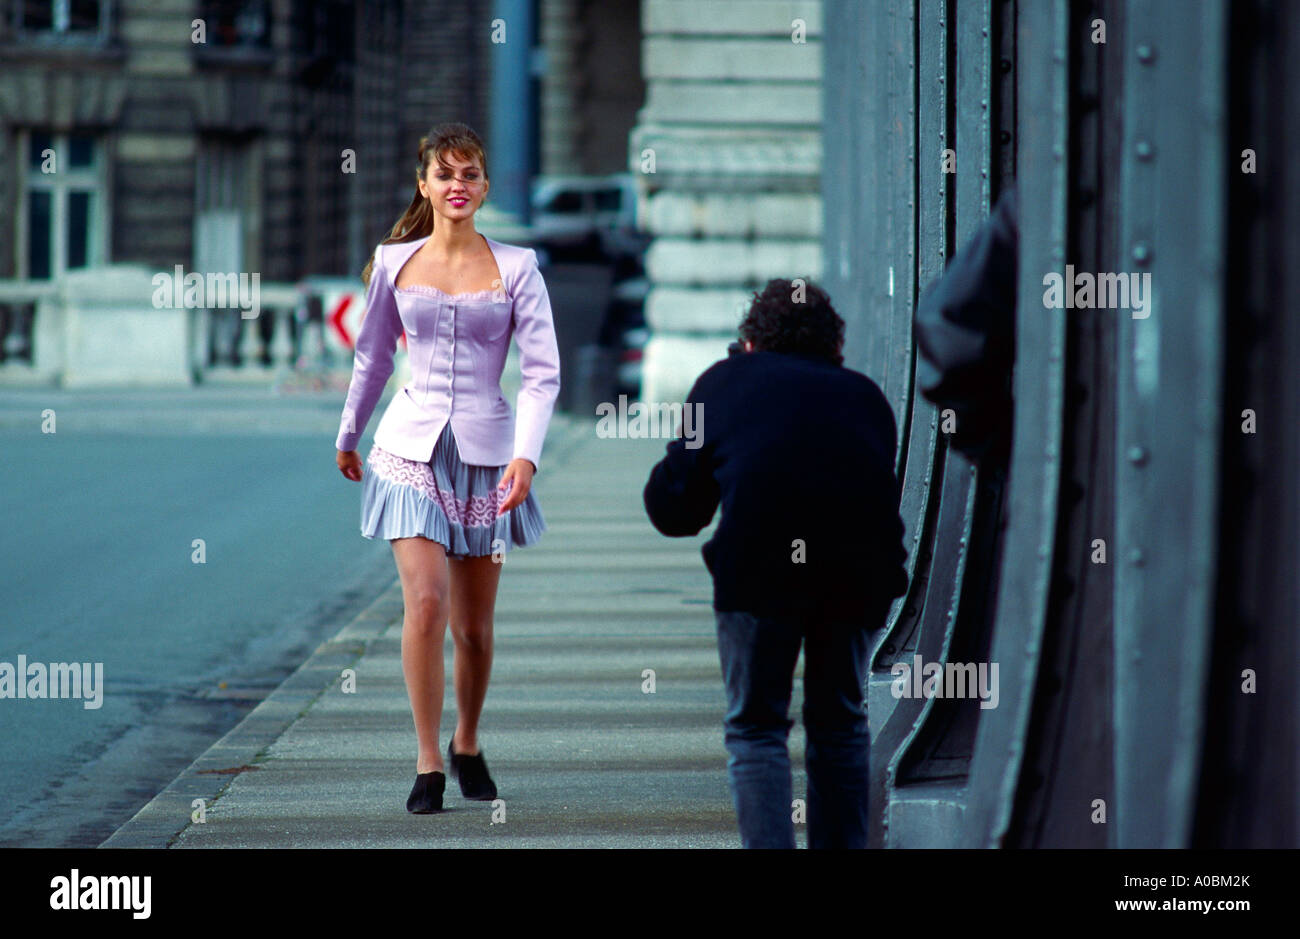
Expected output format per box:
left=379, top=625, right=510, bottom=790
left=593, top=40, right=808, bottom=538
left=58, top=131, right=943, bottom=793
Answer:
left=0, top=385, right=399, bottom=846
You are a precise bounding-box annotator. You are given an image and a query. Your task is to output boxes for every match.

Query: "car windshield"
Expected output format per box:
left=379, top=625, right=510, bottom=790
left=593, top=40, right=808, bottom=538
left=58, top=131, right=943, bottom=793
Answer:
left=544, top=191, right=584, bottom=213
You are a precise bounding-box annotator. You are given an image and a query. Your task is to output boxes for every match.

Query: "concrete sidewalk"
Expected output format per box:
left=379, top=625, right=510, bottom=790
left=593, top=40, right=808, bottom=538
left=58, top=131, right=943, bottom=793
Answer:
left=103, top=415, right=808, bottom=848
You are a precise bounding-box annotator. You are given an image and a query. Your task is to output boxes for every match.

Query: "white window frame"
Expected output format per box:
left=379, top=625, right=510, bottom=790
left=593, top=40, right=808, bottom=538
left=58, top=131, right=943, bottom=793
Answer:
left=16, top=129, right=109, bottom=280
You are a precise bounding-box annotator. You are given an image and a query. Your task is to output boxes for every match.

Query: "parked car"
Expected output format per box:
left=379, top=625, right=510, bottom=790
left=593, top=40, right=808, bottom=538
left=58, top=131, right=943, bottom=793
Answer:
left=531, top=173, right=640, bottom=257
left=530, top=174, right=650, bottom=401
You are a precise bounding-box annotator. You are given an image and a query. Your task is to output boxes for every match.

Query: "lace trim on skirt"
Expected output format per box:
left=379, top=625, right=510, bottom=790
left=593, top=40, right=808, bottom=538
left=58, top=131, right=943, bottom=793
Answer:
left=359, top=423, right=545, bottom=557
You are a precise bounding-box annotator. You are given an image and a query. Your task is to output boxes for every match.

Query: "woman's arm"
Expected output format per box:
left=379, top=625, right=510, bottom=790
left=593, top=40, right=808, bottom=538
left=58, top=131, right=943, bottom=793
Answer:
left=509, top=248, right=561, bottom=472
left=336, top=247, right=404, bottom=453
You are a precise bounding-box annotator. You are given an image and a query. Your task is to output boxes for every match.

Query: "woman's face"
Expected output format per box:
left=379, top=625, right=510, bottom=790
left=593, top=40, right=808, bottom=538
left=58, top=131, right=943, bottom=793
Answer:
left=418, top=151, right=488, bottom=223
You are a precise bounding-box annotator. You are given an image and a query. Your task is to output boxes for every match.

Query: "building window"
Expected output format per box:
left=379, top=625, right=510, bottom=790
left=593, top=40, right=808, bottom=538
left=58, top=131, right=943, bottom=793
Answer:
left=11, top=0, right=113, bottom=44
left=194, top=137, right=251, bottom=274
left=21, top=130, right=106, bottom=280
left=197, top=0, right=269, bottom=49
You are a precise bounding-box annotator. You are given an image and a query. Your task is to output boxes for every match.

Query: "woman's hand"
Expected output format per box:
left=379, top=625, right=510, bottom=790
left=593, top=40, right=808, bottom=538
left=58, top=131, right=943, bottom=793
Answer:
left=496, top=458, right=535, bottom=515
left=337, top=449, right=363, bottom=482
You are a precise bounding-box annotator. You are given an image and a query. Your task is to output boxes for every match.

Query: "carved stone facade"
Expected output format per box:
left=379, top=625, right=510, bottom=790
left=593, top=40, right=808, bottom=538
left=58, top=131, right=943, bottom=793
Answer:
left=629, top=0, right=823, bottom=404
left=539, top=0, right=645, bottom=177
left=0, top=0, right=495, bottom=283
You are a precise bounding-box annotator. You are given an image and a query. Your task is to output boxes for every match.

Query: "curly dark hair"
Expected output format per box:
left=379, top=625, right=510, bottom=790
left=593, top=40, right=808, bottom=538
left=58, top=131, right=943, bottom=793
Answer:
left=737, top=278, right=845, bottom=365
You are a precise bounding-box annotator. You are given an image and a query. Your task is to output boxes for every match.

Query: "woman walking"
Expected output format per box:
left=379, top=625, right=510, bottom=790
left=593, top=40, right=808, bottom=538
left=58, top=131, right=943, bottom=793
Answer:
left=335, top=123, right=560, bottom=813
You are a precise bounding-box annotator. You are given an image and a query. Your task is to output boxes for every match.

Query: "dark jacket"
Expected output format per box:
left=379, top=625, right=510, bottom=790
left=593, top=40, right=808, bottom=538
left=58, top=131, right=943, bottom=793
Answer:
left=913, top=184, right=1018, bottom=461
left=643, top=349, right=909, bottom=624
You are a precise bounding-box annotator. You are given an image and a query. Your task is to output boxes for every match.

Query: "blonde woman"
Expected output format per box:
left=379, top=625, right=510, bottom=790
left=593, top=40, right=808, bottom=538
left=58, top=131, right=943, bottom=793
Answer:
left=335, top=123, right=560, bottom=813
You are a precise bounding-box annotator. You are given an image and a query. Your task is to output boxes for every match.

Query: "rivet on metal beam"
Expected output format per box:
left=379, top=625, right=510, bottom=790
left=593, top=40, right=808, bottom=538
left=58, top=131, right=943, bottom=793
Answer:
left=1137, top=43, right=1156, bottom=64
left=1135, top=139, right=1155, bottom=161
left=1132, top=241, right=1153, bottom=266
left=1127, top=445, right=1149, bottom=466
left=1130, top=549, right=1145, bottom=567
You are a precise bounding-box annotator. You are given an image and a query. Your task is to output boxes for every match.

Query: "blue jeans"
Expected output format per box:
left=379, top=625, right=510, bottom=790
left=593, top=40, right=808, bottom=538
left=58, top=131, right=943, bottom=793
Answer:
left=715, top=609, right=872, bottom=849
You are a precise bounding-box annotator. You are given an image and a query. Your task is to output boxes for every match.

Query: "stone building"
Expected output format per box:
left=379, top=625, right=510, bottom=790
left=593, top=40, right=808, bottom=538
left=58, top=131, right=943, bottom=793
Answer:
left=539, top=0, right=644, bottom=177
left=628, top=0, right=823, bottom=404
left=0, top=0, right=499, bottom=286
left=0, top=0, right=646, bottom=388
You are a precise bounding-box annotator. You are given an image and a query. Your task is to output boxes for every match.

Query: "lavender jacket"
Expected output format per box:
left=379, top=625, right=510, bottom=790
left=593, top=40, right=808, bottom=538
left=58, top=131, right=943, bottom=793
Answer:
left=335, top=234, right=561, bottom=470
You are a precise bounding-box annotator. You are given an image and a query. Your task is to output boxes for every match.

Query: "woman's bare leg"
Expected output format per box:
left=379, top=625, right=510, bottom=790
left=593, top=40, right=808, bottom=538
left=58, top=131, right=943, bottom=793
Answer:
left=447, top=554, right=503, bottom=754
left=391, top=536, right=451, bottom=774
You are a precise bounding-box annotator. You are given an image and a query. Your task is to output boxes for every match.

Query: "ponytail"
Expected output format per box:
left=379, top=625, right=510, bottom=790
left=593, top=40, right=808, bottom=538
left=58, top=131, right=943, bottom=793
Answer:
left=361, top=186, right=435, bottom=287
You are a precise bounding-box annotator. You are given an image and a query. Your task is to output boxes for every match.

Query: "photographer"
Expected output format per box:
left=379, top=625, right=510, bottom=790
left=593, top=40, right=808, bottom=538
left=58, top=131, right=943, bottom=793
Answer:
left=643, top=277, right=909, bottom=848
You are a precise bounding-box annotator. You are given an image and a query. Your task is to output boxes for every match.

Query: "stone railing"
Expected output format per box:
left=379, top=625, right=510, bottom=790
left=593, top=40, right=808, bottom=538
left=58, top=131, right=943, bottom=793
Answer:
left=0, top=268, right=341, bottom=388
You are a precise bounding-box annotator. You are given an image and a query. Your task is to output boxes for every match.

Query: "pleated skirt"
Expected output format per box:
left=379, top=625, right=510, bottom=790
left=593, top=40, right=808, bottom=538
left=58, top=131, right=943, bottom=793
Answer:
left=359, top=421, right=545, bottom=558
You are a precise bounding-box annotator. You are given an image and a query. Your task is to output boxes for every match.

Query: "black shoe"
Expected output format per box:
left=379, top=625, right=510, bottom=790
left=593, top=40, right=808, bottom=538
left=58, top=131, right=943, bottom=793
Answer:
left=448, top=738, right=498, bottom=801
left=406, top=771, right=445, bottom=814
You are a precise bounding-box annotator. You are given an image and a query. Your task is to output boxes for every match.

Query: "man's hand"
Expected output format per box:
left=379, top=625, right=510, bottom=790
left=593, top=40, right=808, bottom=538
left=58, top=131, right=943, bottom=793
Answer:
left=496, top=458, right=536, bottom=515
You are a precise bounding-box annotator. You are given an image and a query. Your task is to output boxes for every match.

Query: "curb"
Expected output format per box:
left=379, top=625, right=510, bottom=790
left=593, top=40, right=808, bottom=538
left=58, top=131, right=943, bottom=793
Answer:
left=98, top=585, right=402, bottom=848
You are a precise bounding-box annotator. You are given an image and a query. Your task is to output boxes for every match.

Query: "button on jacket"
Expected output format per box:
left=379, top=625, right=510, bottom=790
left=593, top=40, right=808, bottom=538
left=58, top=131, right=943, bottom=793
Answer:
left=335, top=234, right=561, bottom=470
